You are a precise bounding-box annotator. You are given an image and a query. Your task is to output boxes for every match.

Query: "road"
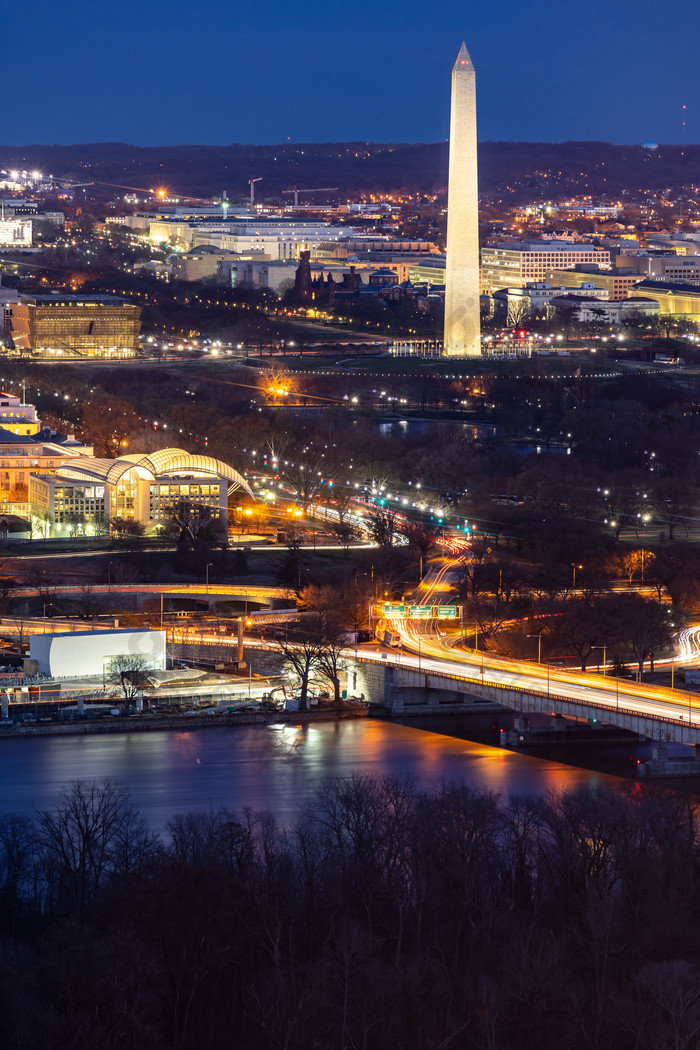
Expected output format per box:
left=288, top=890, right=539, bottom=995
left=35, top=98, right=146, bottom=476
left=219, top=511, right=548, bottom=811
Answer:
left=373, top=565, right=700, bottom=730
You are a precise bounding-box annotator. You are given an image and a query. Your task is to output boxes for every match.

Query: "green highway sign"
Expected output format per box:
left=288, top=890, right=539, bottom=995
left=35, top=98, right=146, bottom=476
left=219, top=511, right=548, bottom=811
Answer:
left=410, top=605, right=432, bottom=619
left=383, top=603, right=406, bottom=617
left=436, top=606, right=458, bottom=619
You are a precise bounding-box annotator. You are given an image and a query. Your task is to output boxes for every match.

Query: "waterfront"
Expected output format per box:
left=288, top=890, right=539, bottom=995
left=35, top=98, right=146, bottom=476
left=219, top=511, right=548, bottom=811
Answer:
left=0, top=717, right=627, bottom=829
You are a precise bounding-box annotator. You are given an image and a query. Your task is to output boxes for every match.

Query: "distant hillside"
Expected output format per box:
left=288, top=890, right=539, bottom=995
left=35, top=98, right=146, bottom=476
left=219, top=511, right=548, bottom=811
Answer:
left=0, top=141, right=698, bottom=202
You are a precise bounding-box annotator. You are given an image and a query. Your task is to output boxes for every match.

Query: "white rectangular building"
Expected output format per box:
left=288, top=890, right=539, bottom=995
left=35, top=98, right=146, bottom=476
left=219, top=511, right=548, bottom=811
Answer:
left=481, top=241, right=611, bottom=291
left=30, top=629, right=166, bottom=678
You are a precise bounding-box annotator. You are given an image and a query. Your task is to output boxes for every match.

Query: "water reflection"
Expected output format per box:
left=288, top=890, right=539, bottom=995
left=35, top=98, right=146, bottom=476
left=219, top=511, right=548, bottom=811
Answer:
left=0, top=720, right=622, bottom=830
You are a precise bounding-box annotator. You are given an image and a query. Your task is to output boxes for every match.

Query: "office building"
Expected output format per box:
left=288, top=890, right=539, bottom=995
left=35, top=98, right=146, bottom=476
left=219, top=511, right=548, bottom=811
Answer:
left=0, top=426, right=92, bottom=519
left=1, top=199, right=64, bottom=225
left=168, top=246, right=246, bottom=282
left=492, top=282, right=610, bottom=322
left=149, top=217, right=348, bottom=260
left=409, top=258, right=446, bottom=286
left=634, top=256, right=700, bottom=284
left=481, top=241, right=611, bottom=292
left=443, top=42, right=481, bottom=356
left=546, top=267, right=642, bottom=301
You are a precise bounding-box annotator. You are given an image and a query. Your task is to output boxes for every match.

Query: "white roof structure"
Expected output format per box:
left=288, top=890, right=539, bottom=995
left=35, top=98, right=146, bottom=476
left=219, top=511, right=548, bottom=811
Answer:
left=55, top=447, right=254, bottom=496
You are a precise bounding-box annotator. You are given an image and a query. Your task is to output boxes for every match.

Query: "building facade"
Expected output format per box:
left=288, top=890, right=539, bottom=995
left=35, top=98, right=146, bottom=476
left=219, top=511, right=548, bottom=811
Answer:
left=29, top=448, right=253, bottom=536
left=0, top=428, right=92, bottom=518
left=7, top=295, right=141, bottom=356
left=0, top=220, right=32, bottom=247
left=546, top=267, right=642, bottom=301
left=29, top=628, right=166, bottom=678
left=481, top=242, right=612, bottom=292
left=630, top=280, right=700, bottom=317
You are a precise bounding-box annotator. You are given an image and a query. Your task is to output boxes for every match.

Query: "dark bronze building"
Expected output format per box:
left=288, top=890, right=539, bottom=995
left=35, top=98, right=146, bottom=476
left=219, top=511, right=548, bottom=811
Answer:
left=7, top=294, right=141, bottom=356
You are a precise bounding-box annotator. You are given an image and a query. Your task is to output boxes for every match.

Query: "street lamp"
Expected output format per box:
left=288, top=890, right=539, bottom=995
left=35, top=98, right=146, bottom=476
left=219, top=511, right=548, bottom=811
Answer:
left=592, top=645, right=607, bottom=676
left=108, top=560, right=114, bottom=590
left=205, top=562, right=213, bottom=593
left=43, top=603, right=53, bottom=632
left=527, top=633, right=542, bottom=664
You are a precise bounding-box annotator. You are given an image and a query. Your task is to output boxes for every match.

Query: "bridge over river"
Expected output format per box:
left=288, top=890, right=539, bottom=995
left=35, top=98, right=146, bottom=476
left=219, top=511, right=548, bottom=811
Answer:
left=350, top=649, right=700, bottom=746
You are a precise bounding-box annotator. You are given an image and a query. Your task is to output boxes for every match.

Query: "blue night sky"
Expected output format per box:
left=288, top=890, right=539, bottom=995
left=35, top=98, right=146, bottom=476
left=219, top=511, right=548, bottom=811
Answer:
left=6, top=0, right=699, bottom=146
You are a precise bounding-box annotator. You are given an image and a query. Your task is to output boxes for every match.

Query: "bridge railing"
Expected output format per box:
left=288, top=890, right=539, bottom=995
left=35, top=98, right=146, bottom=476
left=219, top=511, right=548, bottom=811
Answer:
left=392, top=663, right=696, bottom=734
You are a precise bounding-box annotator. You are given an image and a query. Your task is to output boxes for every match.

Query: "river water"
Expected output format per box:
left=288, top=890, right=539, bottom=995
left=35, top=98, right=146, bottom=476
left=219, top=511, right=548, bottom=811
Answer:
left=0, top=717, right=635, bottom=830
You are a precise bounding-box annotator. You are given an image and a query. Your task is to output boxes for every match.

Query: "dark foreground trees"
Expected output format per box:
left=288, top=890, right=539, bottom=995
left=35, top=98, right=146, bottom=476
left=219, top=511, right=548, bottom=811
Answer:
left=2, top=776, right=700, bottom=1049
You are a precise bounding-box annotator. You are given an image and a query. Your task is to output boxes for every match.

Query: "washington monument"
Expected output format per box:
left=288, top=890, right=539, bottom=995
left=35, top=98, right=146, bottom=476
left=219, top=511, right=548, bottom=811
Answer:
left=443, top=42, right=481, bottom=356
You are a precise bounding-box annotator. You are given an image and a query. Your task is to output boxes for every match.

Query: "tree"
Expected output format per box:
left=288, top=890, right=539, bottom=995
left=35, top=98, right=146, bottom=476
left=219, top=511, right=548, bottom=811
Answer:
left=275, top=629, right=321, bottom=710
left=309, top=609, right=350, bottom=704
left=27, top=569, right=58, bottom=612
left=620, top=548, right=655, bottom=587
left=168, top=502, right=227, bottom=547
left=64, top=512, right=86, bottom=539
left=0, top=571, right=17, bottom=615
left=35, top=778, right=154, bottom=918
left=654, top=479, right=695, bottom=541
left=110, top=517, right=146, bottom=543
left=280, top=444, right=340, bottom=511
left=399, top=520, right=439, bottom=570
left=554, top=599, right=609, bottom=671
left=604, top=593, right=673, bottom=678
left=33, top=510, right=52, bottom=539
left=368, top=508, right=397, bottom=548
left=108, top=655, right=152, bottom=705
left=77, top=585, right=99, bottom=620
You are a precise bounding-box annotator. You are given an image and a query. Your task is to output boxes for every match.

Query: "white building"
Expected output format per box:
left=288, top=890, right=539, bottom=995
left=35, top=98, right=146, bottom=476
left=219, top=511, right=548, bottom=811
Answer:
left=547, top=293, right=659, bottom=325
left=481, top=241, right=611, bottom=291
left=0, top=220, right=32, bottom=248
left=149, top=217, right=349, bottom=260
left=30, top=628, right=166, bottom=678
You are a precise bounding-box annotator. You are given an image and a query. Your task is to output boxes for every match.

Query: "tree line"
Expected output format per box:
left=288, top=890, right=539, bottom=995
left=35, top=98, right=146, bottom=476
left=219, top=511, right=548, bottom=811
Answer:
left=1, top=776, right=700, bottom=1049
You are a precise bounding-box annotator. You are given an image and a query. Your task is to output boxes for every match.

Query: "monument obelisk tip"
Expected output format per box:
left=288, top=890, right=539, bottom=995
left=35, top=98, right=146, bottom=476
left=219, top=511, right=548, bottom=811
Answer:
left=454, top=42, right=472, bottom=69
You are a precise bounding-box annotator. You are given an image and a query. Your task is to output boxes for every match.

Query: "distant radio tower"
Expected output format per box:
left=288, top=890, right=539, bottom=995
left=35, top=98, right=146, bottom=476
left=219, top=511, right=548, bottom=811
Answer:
left=682, top=103, right=687, bottom=155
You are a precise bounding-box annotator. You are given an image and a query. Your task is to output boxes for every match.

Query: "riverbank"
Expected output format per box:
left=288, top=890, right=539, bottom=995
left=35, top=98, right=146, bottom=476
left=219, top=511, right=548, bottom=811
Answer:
left=0, top=704, right=369, bottom=739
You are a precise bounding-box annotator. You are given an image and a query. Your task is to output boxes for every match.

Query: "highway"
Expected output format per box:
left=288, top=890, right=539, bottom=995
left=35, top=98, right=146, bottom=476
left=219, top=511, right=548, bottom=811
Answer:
left=366, top=562, right=700, bottom=730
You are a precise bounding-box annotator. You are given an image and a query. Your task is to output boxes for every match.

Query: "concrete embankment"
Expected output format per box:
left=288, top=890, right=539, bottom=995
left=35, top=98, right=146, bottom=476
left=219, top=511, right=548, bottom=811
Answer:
left=0, top=705, right=369, bottom=740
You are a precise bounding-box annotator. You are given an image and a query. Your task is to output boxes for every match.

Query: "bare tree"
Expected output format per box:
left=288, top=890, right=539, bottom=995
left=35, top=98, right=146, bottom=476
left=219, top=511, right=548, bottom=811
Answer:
left=108, top=655, right=152, bottom=704
left=27, top=570, right=58, bottom=612
left=35, top=779, right=149, bottom=917
left=275, top=629, right=322, bottom=710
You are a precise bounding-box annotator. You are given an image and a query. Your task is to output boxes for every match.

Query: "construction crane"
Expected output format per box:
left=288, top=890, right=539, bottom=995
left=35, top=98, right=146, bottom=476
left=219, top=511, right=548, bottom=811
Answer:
left=248, top=177, right=262, bottom=206
left=282, top=186, right=339, bottom=207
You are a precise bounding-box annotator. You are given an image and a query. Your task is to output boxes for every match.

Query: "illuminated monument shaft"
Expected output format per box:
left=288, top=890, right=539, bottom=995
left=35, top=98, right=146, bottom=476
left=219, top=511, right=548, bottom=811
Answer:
left=444, top=42, right=481, bottom=356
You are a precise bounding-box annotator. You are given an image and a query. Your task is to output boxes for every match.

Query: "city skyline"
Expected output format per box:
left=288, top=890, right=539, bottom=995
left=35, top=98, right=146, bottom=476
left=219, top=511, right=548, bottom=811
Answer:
left=5, top=0, right=698, bottom=147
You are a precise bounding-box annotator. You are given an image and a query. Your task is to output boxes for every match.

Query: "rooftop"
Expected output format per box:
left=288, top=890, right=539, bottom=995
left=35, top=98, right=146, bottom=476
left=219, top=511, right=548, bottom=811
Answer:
left=18, top=294, right=131, bottom=306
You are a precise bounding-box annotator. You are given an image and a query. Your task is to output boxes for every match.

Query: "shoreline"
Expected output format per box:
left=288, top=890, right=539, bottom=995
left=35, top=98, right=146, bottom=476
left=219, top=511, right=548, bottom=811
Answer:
left=0, top=705, right=369, bottom=739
